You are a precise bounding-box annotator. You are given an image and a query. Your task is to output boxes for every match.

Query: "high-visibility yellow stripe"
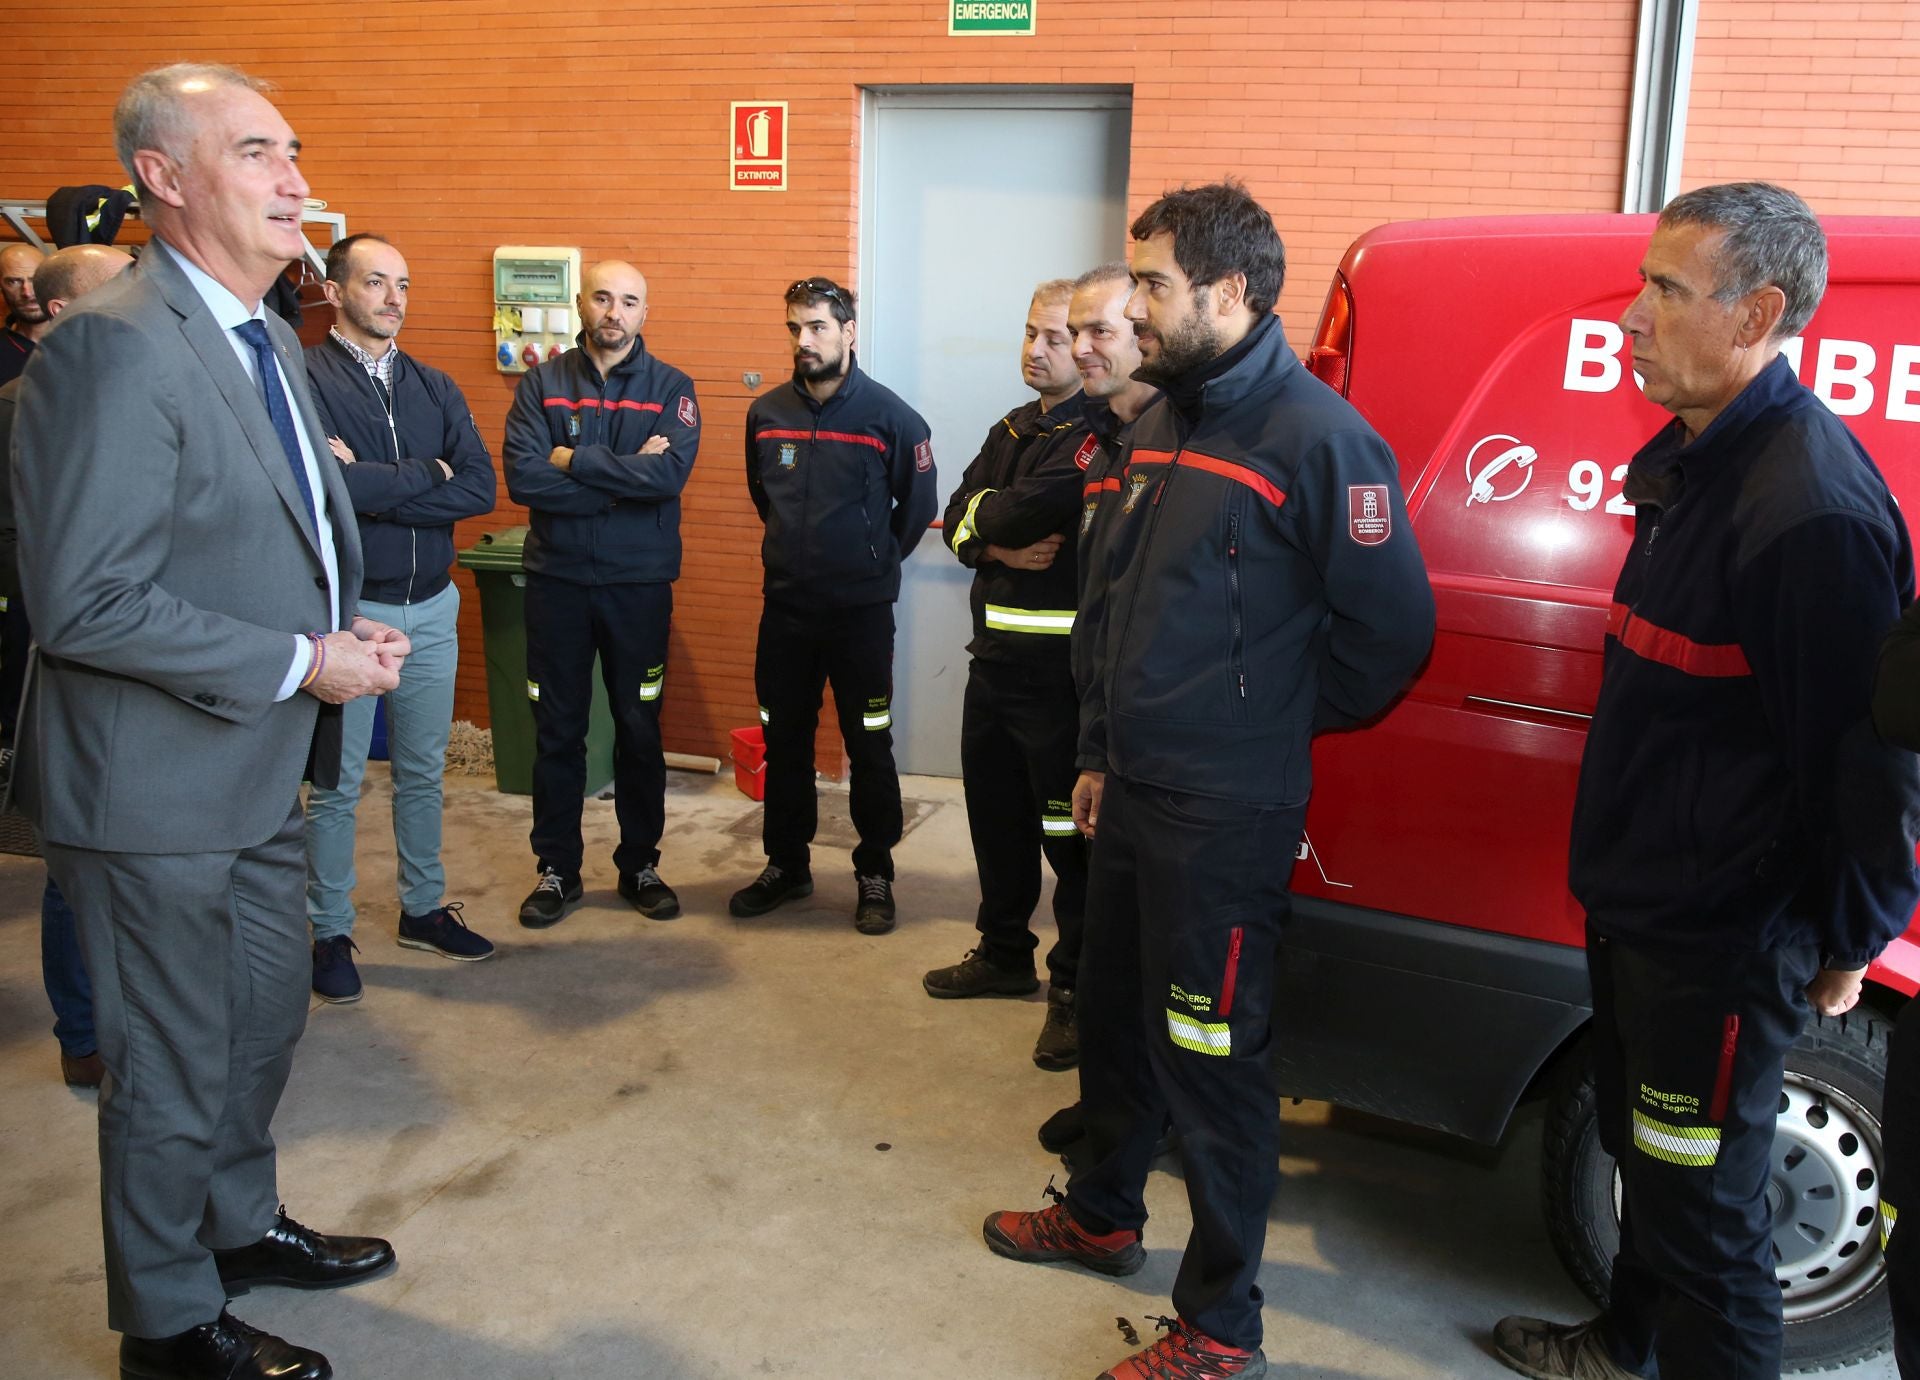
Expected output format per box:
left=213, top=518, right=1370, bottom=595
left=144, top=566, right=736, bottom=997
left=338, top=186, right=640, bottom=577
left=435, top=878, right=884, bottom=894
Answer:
left=0, top=595, right=9, bottom=613
left=985, top=604, right=1075, bottom=634
left=639, top=665, right=665, bottom=701
left=758, top=705, right=770, bottom=724
left=1042, top=816, right=1077, bottom=836
left=526, top=680, right=540, bottom=702
left=862, top=711, right=891, bottom=730
left=1631, top=1109, right=1720, bottom=1167
left=1883, top=1200, right=1899, bottom=1251
left=951, top=488, right=995, bottom=552
left=1167, top=1009, right=1231, bottom=1056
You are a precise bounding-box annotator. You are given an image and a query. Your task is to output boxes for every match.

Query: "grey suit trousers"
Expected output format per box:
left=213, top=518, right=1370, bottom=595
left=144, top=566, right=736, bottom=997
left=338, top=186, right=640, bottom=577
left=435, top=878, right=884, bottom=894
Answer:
left=45, top=799, right=309, bottom=1338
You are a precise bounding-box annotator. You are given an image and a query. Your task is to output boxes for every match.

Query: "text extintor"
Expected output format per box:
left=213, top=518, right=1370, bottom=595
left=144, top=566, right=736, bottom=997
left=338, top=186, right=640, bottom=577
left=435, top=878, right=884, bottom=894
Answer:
left=949, top=0, right=1036, bottom=35
left=731, top=102, right=789, bottom=192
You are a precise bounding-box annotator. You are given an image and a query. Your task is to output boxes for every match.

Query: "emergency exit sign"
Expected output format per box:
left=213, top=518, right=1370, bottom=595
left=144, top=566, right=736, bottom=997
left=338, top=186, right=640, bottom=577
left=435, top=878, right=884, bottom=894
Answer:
left=950, top=1, right=1036, bottom=35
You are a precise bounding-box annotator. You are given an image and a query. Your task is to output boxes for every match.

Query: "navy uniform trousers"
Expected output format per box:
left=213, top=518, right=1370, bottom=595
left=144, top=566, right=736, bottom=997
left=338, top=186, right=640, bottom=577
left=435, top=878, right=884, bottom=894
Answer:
left=1063, top=769, right=1305, bottom=1350
left=754, top=598, right=901, bottom=879
left=960, top=655, right=1086, bottom=987
left=524, top=571, right=672, bottom=879
left=1588, top=927, right=1818, bottom=1379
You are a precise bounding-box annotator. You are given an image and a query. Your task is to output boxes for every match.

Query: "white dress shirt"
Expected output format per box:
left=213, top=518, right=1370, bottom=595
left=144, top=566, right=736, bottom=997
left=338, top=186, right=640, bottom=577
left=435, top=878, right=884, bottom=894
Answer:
left=153, top=241, right=341, bottom=701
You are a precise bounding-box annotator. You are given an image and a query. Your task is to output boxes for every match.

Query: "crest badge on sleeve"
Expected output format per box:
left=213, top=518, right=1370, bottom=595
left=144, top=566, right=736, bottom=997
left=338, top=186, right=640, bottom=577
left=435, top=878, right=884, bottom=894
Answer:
left=1073, top=434, right=1099, bottom=471
left=678, top=395, right=698, bottom=427
left=1348, top=485, right=1391, bottom=545
left=914, top=439, right=934, bottom=473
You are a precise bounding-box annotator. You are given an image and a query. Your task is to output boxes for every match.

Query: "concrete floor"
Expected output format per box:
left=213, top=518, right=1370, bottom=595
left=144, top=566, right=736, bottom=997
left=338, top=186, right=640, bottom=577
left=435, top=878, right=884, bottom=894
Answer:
left=0, top=767, right=1897, bottom=1379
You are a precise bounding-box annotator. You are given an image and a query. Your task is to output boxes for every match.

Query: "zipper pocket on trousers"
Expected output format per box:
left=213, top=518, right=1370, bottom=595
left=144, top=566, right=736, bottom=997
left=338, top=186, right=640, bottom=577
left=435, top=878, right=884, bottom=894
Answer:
left=1218, top=926, right=1245, bottom=1019
left=1709, top=1013, right=1740, bottom=1123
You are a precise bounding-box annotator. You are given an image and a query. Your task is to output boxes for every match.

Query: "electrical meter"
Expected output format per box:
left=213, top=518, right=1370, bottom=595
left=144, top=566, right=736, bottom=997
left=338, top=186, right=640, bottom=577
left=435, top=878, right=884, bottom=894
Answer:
left=492, top=246, right=581, bottom=374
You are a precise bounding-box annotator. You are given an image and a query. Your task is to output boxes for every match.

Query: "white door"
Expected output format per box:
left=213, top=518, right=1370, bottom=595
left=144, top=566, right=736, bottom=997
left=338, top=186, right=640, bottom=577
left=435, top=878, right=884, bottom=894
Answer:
left=859, top=87, right=1132, bottom=776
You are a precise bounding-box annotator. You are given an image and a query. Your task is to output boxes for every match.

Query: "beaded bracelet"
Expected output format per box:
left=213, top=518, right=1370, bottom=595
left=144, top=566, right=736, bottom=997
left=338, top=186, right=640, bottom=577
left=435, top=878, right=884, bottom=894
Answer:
left=298, top=632, right=326, bottom=691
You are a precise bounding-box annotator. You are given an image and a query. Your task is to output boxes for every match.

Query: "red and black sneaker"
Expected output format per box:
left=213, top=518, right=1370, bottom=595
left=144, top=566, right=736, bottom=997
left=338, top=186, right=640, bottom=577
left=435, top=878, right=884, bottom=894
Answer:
left=1100, top=1316, right=1267, bottom=1379
left=981, top=1180, right=1144, bottom=1276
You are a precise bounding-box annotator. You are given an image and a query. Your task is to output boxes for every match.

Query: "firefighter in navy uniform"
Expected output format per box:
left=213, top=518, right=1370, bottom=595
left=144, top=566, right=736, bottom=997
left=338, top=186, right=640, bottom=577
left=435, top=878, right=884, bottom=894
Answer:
left=982, top=184, right=1435, bottom=1380
left=1864, top=598, right=1920, bottom=1379
left=731, top=277, right=938, bottom=935
left=1493, top=184, right=1920, bottom=1380
left=503, top=259, right=699, bottom=929
left=1035, top=260, right=1165, bottom=1158
left=921, top=278, right=1089, bottom=1069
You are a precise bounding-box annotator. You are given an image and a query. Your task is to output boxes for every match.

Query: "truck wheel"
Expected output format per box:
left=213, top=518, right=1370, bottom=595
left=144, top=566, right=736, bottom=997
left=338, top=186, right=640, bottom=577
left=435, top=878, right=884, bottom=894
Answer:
left=1541, top=1011, right=1896, bottom=1374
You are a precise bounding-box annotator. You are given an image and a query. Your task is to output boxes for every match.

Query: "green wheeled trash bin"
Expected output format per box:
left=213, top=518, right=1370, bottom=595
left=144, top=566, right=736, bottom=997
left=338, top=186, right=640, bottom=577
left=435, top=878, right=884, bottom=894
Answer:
left=456, top=526, right=615, bottom=797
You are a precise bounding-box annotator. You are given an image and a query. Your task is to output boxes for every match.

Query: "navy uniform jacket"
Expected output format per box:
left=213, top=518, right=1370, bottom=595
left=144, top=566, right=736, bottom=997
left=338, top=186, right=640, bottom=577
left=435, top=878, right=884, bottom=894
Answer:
left=944, top=392, right=1087, bottom=665
left=1572, top=355, right=1920, bottom=969
left=503, top=333, right=699, bottom=586
left=745, top=360, right=937, bottom=609
left=1080, top=314, right=1435, bottom=806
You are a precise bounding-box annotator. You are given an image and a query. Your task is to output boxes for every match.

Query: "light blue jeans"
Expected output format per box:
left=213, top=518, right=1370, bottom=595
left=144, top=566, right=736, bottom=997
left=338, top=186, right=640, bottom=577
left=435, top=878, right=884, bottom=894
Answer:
left=305, top=582, right=460, bottom=939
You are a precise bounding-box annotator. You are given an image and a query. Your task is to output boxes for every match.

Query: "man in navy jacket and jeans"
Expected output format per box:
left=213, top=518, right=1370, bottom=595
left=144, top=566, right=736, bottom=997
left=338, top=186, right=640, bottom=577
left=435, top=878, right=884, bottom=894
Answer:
left=504, top=260, right=700, bottom=929
left=304, top=233, right=498, bottom=1000
left=1493, top=184, right=1920, bottom=1380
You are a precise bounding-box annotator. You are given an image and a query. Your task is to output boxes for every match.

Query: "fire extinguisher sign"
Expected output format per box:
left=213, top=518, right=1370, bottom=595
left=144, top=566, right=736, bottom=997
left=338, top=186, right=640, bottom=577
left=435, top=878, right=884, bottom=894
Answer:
left=730, top=102, right=789, bottom=192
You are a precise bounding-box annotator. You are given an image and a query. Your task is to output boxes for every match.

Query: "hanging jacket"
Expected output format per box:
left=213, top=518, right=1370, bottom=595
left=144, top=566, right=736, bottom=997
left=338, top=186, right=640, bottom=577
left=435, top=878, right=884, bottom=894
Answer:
left=503, top=333, right=699, bottom=585
left=944, top=392, right=1087, bottom=665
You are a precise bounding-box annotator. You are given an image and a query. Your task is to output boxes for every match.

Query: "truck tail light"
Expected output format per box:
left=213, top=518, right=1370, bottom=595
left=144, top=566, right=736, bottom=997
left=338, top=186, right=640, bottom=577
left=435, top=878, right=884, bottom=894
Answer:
left=1307, top=271, right=1354, bottom=396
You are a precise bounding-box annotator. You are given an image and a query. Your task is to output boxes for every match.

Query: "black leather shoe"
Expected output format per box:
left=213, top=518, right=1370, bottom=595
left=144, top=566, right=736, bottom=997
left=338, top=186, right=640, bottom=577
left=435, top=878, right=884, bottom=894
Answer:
left=213, top=1207, right=395, bottom=1296
left=120, top=1310, right=331, bottom=1379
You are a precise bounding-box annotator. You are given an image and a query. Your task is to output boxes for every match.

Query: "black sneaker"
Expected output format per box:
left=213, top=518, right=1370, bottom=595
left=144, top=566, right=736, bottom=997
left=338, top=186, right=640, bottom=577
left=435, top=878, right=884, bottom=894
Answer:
left=518, top=868, right=582, bottom=929
left=853, top=873, right=896, bottom=935
left=618, top=866, right=680, bottom=920
left=397, top=902, right=495, bottom=961
left=728, top=864, right=813, bottom=917
left=923, top=947, right=1039, bottom=999
left=311, top=936, right=362, bottom=1004
left=1033, top=985, right=1079, bottom=1070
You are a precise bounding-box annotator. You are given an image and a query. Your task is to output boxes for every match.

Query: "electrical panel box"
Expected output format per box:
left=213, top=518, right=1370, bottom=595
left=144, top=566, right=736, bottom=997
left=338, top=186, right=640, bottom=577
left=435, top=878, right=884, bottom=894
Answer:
left=493, top=246, right=581, bottom=374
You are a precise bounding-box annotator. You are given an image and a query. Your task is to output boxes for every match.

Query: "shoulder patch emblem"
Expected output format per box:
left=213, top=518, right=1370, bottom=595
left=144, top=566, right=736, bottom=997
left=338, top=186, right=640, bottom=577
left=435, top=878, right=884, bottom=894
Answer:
left=915, top=438, right=934, bottom=473
left=678, top=395, right=698, bottom=427
left=1348, top=485, right=1391, bottom=545
left=1074, top=433, right=1100, bottom=471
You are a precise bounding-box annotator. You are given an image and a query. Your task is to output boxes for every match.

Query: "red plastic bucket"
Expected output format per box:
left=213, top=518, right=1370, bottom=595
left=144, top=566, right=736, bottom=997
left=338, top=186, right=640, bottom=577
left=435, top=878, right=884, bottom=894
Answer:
left=730, top=726, right=767, bottom=801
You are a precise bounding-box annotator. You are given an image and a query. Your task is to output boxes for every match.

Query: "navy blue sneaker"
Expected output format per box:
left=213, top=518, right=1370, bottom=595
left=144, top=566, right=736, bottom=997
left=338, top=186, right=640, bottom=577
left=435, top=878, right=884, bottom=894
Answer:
left=398, top=901, right=495, bottom=961
left=311, top=936, right=362, bottom=1004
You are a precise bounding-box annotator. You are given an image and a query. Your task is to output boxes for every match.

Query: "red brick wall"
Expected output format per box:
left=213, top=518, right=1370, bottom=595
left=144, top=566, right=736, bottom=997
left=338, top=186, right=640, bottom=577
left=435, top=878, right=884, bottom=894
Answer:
left=0, top=0, right=1648, bottom=762
left=1684, top=0, right=1920, bottom=215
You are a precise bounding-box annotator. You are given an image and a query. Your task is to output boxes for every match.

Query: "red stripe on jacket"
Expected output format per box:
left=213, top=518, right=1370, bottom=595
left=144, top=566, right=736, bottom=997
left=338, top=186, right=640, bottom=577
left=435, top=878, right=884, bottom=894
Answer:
left=543, top=397, right=664, bottom=413
left=756, top=428, right=888, bottom=452
left=1607, top=602, right=1752, bottom=678
left=1127, top=448, right=1287, bottom=508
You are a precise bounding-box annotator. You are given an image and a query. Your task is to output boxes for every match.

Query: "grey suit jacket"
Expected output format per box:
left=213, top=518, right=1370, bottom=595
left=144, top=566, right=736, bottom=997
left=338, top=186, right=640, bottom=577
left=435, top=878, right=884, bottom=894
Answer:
left=10, top=243, right=363, bottom=854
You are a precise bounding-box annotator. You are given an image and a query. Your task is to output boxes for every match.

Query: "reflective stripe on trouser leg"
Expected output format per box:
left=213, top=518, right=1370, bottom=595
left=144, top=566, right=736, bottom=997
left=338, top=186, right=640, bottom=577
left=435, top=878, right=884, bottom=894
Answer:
left=984, top=603, right=1075, bottom=635
left=1630, top=1109, right=1721, bottom=1167
left=639, top=663, right=665, bottom=702
left=862, top=695, right=890, bottom=730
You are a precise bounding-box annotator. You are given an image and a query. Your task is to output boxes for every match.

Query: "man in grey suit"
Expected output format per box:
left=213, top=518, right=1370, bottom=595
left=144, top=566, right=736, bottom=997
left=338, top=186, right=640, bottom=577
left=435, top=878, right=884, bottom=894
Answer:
left=12, top=64, right=408, bottom=1380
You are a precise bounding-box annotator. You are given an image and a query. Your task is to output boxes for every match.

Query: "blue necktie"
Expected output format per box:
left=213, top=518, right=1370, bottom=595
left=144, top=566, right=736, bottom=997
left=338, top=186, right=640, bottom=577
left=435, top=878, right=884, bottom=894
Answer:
left=233, top=318, right=317, bottom=532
